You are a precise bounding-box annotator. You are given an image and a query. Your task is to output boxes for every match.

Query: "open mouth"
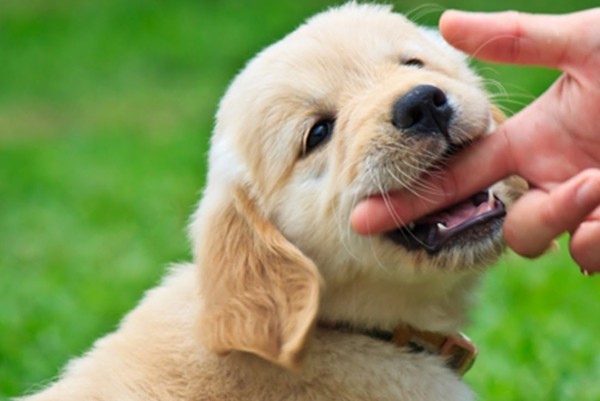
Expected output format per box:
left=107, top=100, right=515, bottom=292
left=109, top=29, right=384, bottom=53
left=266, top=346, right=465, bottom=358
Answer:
left=385, top=190, right=506, bottom=254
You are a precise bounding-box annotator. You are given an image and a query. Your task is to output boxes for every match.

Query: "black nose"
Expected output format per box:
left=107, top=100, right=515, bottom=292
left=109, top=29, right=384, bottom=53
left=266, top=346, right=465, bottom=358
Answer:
left=392, top=85, right=453, bottom=137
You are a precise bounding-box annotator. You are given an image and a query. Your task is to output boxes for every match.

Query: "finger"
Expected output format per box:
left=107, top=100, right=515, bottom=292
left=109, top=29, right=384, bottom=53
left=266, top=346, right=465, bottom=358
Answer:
left=439, top=9, right=599, bottom=70
left=503, top=169, right=600, bottom=258
left=351, top=132, right=514, bottom=235
left=569, top=206, right=600, bottom=275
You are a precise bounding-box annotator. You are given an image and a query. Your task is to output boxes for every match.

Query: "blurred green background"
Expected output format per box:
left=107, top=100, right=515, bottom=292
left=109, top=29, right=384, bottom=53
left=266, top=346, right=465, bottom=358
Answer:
left=1, top=0, right=599, bottom=399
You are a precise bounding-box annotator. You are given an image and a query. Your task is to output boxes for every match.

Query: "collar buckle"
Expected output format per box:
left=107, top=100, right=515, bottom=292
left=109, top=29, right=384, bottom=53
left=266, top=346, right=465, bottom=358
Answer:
left=440, top=333, right=478, bottom=376
left=393, top=327, right=478, bottom=376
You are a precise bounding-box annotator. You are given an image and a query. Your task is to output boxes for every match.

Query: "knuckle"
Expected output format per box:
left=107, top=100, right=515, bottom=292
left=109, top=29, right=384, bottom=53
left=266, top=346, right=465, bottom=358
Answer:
left=538, top=197, right=563, bottom=231
left=504, top=10, right=526, bottom=61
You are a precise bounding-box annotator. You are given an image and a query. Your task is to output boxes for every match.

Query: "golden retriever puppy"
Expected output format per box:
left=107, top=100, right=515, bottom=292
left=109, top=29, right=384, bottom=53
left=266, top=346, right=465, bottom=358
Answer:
left=20, top=3, right=525, bottom=401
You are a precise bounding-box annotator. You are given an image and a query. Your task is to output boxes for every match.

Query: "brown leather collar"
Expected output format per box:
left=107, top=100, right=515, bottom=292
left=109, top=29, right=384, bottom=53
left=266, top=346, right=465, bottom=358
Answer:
left=319, top=322, right=477, bottom=376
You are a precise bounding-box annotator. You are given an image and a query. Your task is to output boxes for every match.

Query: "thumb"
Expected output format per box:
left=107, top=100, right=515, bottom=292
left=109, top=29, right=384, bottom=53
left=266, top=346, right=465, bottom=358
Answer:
left=503, top=169, right=600, bottom=258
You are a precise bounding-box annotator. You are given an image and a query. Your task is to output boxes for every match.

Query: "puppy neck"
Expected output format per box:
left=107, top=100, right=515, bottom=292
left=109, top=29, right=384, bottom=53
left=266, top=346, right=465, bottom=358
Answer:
left=317, top=321, right=478, bottom=377
left=317, top=270, right=481, bottom=334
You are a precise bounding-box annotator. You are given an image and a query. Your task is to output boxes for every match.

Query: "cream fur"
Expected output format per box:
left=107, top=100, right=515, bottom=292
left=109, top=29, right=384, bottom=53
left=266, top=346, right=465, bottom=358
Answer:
left=20, top=3, right=525, bottom=401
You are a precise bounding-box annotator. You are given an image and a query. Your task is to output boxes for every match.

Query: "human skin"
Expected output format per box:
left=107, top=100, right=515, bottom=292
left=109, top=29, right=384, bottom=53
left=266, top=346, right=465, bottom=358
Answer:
left=351, top=9, right=600, bottom=274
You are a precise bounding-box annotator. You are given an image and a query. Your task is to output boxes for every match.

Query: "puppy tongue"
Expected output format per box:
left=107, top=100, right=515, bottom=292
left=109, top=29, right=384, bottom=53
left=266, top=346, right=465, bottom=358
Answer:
left=416, top=196, right=493, bottom=229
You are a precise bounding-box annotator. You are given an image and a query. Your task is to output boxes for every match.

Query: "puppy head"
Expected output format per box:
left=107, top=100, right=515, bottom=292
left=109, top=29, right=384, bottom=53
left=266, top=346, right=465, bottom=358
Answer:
left=191, top=4, right=524, bottom=368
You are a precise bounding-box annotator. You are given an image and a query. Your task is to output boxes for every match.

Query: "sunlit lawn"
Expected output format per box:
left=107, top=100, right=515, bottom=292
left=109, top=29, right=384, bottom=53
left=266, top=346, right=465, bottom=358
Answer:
left=2, top=1, right=599, bottom=399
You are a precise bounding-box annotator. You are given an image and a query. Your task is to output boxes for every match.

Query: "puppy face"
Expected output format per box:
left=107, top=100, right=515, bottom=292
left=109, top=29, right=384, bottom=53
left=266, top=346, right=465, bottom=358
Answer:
left=205, top=4, right=519, bottom=275
left=192, top=4, right=524, bottom=368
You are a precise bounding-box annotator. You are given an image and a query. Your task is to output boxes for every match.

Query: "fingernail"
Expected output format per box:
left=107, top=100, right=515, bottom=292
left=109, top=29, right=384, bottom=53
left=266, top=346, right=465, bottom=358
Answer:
left=581, top=267, right=598, bottom=277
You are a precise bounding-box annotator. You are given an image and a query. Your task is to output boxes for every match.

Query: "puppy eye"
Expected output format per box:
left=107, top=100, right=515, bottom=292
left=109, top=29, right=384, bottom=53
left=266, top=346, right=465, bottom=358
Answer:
left=401, top=57, right=425, bottom=68
left=303, top=119, right=334, bottom=156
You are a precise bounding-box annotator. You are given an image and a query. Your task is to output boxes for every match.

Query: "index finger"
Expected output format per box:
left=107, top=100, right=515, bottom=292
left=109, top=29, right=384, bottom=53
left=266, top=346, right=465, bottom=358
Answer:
left=351, top=130, right=514, bottom=235
left=439, top=9, right=600, bottom=71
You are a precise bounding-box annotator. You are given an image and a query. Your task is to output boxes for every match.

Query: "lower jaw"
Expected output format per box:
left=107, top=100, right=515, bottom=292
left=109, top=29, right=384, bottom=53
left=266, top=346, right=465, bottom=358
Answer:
left=386, top=215, right=506, bottom=254
left=384, top=190, right=507, bottom=254
left=394, top=222, right=506, bottom=269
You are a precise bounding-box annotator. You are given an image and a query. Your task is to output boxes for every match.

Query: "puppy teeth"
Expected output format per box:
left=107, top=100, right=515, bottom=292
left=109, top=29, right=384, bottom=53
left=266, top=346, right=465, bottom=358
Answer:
left=437, top=223, right=448, bottom=232
left=487, top=189, right=495, bottom=209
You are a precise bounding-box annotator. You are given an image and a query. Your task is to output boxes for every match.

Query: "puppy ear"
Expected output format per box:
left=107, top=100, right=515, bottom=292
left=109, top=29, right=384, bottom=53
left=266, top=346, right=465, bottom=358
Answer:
left=195, top=185, right=321, bottom=370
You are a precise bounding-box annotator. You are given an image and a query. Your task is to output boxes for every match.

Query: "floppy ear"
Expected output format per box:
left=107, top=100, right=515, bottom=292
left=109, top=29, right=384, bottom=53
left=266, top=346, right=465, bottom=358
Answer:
left=195, top=185, right=321, bottom=370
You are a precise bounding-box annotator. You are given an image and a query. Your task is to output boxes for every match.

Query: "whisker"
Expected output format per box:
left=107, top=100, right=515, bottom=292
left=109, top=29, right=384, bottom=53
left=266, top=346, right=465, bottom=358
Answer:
left=482, top=78, right=509, bottom=99
left=331, top=160, right=365, bottom=263
left=369, top=166, right=406, bottom=230
left=363, top=166, right=401, bottom=272
left=469, top=34, right=520, bottom=63
left=377, top=173, right=431, bottom=249
left=392, top=156, right=448, bottom=200
left=405, top=3, right=445, bottom=24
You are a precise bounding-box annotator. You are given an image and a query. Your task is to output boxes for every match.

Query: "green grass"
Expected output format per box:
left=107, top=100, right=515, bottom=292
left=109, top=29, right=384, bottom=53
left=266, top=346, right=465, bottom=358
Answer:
left=1, top=0, right=599, bottom=399
left=467, top=244, right=600, bottom=400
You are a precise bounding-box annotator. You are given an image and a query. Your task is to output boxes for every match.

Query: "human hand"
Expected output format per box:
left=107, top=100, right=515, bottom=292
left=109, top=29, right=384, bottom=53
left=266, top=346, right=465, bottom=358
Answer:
left=351, top=8, right=600, bottom=273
